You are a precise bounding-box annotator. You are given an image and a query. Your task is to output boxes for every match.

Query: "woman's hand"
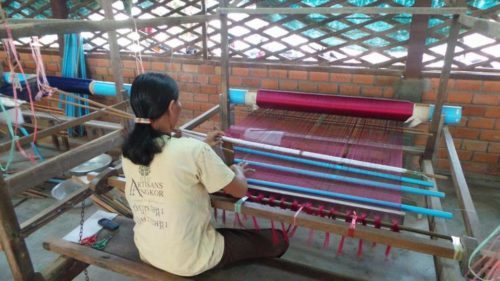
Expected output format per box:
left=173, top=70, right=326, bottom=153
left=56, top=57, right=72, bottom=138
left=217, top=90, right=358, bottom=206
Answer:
left=205, top=130, right=224, bottom=147
left=230, top=161, right=255, bottom=176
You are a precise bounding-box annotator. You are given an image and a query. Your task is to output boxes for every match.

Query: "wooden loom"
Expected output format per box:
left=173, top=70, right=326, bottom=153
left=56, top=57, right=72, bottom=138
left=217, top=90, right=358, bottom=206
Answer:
left=0, top=2, right=496, bottom=281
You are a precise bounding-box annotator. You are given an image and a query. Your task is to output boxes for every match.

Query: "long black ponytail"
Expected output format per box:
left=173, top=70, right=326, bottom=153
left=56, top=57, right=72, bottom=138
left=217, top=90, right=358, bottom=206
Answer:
left=122, top=72, right=179, bottom=166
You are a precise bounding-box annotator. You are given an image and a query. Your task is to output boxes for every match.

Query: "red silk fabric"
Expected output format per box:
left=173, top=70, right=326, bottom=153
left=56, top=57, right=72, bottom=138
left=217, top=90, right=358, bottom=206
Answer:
left=256, top=89, right=414, bottom=121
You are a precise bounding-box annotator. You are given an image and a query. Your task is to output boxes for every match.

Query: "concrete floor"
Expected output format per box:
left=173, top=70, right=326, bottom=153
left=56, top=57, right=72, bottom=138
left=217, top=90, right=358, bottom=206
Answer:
left=0, top=178, right=498, bottom=281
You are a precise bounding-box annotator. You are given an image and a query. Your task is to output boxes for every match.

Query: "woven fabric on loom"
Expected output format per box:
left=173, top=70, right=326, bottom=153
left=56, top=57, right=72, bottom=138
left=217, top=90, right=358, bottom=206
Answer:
left=226, top=109, right=405, bottom=222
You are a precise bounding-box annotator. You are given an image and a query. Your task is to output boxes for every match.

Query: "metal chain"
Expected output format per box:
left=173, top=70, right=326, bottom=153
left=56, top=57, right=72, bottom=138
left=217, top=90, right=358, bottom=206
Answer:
left=78, top=200, right=90, bottom=281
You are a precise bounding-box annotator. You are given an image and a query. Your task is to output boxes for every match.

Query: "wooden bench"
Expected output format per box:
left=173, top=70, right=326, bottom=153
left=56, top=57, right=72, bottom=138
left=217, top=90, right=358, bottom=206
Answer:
left=43, top=216, right=355, bottom=281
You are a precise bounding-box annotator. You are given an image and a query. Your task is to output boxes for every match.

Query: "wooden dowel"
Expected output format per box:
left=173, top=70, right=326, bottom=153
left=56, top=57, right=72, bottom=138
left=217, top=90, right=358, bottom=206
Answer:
left=46, top=97, right=133, bottom=120
left=54, top=91, right=133, bottom=118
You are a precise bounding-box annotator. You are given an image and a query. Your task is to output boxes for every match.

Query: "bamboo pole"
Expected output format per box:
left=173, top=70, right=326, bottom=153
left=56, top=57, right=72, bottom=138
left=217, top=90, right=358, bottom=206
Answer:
left=218, top=7, right=466, bottom=15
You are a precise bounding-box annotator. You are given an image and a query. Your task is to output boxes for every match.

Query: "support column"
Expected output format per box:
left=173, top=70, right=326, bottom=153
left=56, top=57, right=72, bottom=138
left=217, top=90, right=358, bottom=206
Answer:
left=219, top=0, right=232, bottom=130
left=0, top=178, right=36, bottom=281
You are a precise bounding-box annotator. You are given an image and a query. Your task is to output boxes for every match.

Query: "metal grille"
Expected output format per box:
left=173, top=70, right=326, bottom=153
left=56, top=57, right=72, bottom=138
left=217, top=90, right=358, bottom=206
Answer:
left=2, top=0, right=499, bottom=73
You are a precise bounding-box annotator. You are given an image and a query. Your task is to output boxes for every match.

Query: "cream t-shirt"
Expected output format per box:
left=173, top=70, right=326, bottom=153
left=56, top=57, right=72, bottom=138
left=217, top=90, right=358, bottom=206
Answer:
left=122, top=136, right=235, bottom=276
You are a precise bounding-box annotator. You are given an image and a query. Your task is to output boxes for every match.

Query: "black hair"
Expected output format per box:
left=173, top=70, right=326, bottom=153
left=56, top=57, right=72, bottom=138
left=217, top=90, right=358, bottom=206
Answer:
left=122, top=72, right=179, bottom=166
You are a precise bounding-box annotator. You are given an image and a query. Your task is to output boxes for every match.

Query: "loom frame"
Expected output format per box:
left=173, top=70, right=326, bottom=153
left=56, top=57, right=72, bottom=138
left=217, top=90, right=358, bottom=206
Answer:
left=0, top=2, right=488, bottom=281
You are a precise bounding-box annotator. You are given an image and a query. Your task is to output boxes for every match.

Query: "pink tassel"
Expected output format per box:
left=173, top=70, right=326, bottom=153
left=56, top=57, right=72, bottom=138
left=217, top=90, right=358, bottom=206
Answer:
left=271, top=220, right=279, bottom=245
left=307, top=228, right=315, bottom=246
left=213, top=208, right=218, bottom=222
left=323, top=232, right=330, bottom=249
left=337, top=236, right=346, bottom=256
left=385, top=219, right=400, bottom=259
left=222, top=209, right=226, bottom=225
left=280, top=222, right=289, bottom=243
left=252, top=216, right=260, bottom=231
left=357, top=239, right=364, bottom=257
left=280, top=197, right=286, bottom=209
left=372, top=216, right=382, bottom=248
left=233, top=213, right=244, bottom=228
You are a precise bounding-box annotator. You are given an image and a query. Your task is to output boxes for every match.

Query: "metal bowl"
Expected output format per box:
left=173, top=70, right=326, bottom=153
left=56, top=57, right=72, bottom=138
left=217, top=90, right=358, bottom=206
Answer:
left=69, top=154, right=112, bottom=175
left=51, top=178, right=92, bottom=208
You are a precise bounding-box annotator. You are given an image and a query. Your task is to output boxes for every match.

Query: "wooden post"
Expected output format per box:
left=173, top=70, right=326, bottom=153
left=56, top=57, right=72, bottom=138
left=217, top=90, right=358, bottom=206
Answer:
left=0, top=177, right=36, bottom=281
left=404, top=0, right=431, bottom=78
left=219, top=0, right=231, bottom=130
left=49, top=0, right=69, bottom=57
left=41, top=256, right=89, bottom=281
left=201, top=0, right=209, bottom=60
left=424, top=15, right=460, bottom=159
left=422, top=160, right=464, bottom=281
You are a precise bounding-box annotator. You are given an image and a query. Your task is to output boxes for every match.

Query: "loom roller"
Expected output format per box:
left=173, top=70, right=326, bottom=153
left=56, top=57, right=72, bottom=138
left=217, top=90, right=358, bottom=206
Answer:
left=2, top=73, right=461, bottom=128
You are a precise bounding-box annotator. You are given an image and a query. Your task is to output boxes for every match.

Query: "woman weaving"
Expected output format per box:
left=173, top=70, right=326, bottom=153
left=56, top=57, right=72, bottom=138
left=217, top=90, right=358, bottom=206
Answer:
left=121, top=72, right=288, bottom=277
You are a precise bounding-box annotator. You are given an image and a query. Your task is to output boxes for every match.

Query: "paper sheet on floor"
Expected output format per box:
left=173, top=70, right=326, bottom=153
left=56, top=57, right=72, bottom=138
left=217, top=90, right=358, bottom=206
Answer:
left=63, top=210, right=117, bottom=243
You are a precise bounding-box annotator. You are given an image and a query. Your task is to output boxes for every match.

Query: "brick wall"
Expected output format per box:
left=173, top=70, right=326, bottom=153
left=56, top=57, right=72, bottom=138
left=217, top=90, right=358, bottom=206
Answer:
left=1, top=51, right=499, bottom=177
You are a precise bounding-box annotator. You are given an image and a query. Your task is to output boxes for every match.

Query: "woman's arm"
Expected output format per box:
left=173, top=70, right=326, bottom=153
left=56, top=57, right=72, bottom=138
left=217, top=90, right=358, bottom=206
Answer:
left=223, top=162, right=251, bottom=198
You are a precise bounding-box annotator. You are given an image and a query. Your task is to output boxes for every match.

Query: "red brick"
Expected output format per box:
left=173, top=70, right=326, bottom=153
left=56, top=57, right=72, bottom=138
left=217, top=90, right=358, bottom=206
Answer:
left=461, top=161, right=489, bottom=173
left=242, top=78, right=260, bottom=88
left=194, top=94, right=209, bottom=102
left=339, top=85, right=360, bottom=96
left=483, top=81, right=500, bottom=93
left=457, top=150, right=473, bottom=161
left=209, top=75, right=221, bottom=85
left=352, top=74, right=374, bottom=84
left=484, top=107, right=500, bottom=118
left=310, top=71, right=329, bottom=82
left=199, top=65, right=215, bottom=74
left=94, top=67, right=108, bottom=75
left=488, top=143, right=500, bottom=153
left=496, top=120, right=500, bottom=130
left=262, top=79, right=278, bottom=89
left=209, top=95, right=220, bottom=104
left=289, top=70, right=308, bottom=80
left=195, top=75, right=209, bottom=84
left=361, top=87, right=383, bottom=97
left=447, top=92, right=473, bottom=103
left=383, top=88, right=395, bottom=98
left=152, top=61, right=166, bottom=71
left=122, top=60, right=137, bottom=69
left=182, top=101, right=199, bottom=111
left=279, top=80, right=298, bottom=91
left=453, top=80, right=482, bottom=91
left=467, top=118, right=495, bottom=129
left=453, top=127, right=480, bottom=139
left=166, top=63, right=182, bottom=72
left=472, top=94, right=499, bottom=105
left=462, top=140, right=488, bottom=152
left=422, top=90, right=437, bottom=101
left=232, top=67, right=249, bottom=76
left=472, top=152, right=499, bottom=164
left=298, top=82, right=318, bottom=93
left=229, top=77, right=242, bottom=86
left=269, top=69, right=287, bottom=79
left=249, top=68, right=268, bottom=77
left=178, top=73, right=193, bottom=82
left=331, top=73, right=351, bottom=83
left=318, top=83, right=337, bottom=94
left=437, top=159, right=450, bottom=170
left=179, top=83, right=200, bottom=93
left=375, top=76, right=397, bottom=86
left=480, top=130, right=500, bottom=142
left=462, top=105, right=487, bottom=117
left=201, top=85, right=218, bottom=95
left=182, top=64, right=198, bottom=73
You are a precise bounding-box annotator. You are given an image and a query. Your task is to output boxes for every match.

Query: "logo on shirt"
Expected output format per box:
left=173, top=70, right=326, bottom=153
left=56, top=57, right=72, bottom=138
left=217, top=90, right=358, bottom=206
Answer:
left=139, top=165, right=151, bottom=177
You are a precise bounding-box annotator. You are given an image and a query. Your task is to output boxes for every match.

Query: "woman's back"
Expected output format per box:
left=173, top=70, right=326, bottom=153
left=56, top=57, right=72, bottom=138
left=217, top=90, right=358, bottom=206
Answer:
left=122, top=136, right=234, bottom=276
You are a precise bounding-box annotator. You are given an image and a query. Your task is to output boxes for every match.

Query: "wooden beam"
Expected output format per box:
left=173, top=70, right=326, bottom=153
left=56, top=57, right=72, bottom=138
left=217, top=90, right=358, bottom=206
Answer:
left=218, top=7, right=467, bottom=15
left=49, top=0, right=69, bottom=57
left=43, top=239, right=186, bottom=281
left=40, top=256, right=89, bottom=281
left=442, top=127, right=482, bottom=241
left=179, top=105, right=220, bottom=130
left=219, top=0, right=231, bottom=131
left=0, top=177, right=36, bottom=281
left=25, top=111, right=123, bottom=130
left=404, top=0, right=431, bottom=78
left=0, top=15, right=217, bottom=39
left=0, top=101, right=127, bottom=154
left=459, top=15, right=500, bottom=39
left=4, top=130, right=124, bottom=196
left=212, top=197, right=459, bottom=259
left=424, top=15, right=460, bottom=159
left=20, top=186, right=92, bottom=237
left=422, top=160, right=463, bottom=281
